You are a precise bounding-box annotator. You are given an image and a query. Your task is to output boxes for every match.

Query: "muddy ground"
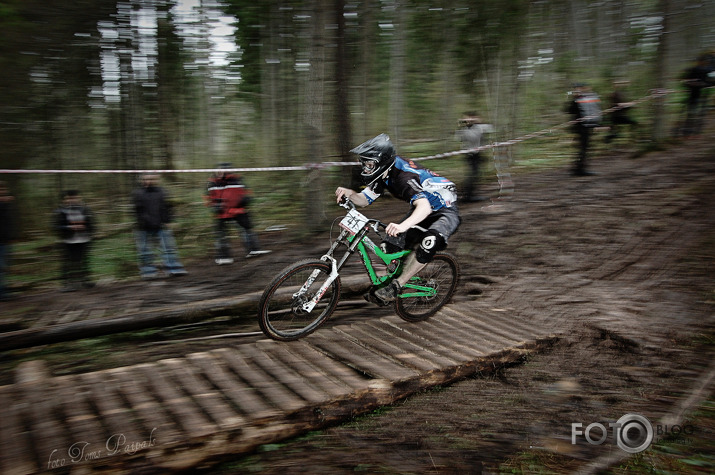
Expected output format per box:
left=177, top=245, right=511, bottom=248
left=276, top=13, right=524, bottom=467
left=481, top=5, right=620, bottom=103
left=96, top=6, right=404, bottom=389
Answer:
left=1, top=128, right=714, bottom=473
left=196, top=134, right=714, bottom=474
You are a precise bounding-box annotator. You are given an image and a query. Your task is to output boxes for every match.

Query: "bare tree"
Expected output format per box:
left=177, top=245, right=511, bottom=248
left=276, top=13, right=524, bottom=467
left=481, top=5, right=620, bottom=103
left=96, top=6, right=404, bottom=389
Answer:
left=652, top=0, right=670, bottom=142
left=388, top=1, right=407, bottom=141
left=334, top=0, right=352, bottom=163
left=304, top=0, right=329, bottom=224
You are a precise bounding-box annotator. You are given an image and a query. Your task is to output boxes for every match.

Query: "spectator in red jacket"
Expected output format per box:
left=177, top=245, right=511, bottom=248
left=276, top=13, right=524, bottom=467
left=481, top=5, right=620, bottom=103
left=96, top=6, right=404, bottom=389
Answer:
left=206, top=163, right=270, bottom=265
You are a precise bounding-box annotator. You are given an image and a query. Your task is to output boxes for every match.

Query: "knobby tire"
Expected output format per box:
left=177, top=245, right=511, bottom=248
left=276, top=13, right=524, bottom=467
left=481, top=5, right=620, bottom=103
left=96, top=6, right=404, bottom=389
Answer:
left=395, top=252, right=459, bottom=322
left=258, top=259, right=341, bottom=341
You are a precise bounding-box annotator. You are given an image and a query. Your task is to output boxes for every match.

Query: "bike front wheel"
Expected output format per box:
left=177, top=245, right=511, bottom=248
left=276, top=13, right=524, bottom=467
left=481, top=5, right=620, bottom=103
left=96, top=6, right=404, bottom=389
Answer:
left=258, top=259, right=341, bottom=341
left=395, top=252, right=459, bottom=322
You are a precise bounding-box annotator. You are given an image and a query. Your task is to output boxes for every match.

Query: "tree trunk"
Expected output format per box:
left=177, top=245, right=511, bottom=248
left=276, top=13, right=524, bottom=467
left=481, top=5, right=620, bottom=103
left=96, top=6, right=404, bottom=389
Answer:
left=334, top=0, right=352, bottom=164
left=304, top=0, right=328, bottom=226
left=439, top=4, right=457, bottom=147
left=389, top=2, right=406, bottom=142
left=652, top=0, right=669, bottom=143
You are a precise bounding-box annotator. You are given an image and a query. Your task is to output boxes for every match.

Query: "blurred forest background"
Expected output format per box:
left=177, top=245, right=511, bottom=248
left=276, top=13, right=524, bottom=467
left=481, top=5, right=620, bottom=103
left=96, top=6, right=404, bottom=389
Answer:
left=0, top=0, right=713, bottom=285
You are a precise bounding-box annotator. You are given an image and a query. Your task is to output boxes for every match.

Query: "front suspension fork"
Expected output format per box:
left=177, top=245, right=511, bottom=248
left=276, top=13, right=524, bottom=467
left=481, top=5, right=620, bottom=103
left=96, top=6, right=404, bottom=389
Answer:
left=296, top=228, right=354, bottom=313
left=300, top=256, right=339, bottom=313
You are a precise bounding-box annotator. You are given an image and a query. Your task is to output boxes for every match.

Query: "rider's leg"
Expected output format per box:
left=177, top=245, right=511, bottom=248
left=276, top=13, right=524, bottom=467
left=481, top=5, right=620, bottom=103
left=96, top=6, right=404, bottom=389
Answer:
left=372, top=209, right=460, bottom=304
left=396, top=252, right=426, bottom=287
left=374, top=231, right=442, bottom=302
left=372, top=253, right=424, bottom=304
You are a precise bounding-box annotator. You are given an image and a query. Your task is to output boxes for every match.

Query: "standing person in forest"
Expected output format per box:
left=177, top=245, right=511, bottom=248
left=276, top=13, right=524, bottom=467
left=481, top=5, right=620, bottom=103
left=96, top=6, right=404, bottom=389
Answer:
left=605, top=80, right=638, bottom=144
left=455, top=112, right=494, bottom=202
left=54, top=190, right=94, bottom=292
left=565, top=83, right=601, bottom=176
left=681, top=53, right=714, bottom=137
left=0, top=181, right=18, bottom=301
left=132, top=174, right=187, bottom=279
left=206, top=163, right=270, bottom=265
left=335, top=134, right=461, bottom=305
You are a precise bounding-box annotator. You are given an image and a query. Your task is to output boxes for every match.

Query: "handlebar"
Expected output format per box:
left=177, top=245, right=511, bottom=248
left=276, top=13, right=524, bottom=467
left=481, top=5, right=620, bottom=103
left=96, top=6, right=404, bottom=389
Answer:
left=338, top=195, right=355, bottom=210
left=338, top=195, right=426, bottom=235
left=338, top=196, right=427, bottom=235
left=372, top=219, right=388, bottom=234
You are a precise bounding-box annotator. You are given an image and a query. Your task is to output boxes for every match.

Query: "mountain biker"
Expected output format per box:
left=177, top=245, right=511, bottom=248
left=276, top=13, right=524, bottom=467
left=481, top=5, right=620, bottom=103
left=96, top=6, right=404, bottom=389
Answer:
left=335, top=134, right=461, bottom=305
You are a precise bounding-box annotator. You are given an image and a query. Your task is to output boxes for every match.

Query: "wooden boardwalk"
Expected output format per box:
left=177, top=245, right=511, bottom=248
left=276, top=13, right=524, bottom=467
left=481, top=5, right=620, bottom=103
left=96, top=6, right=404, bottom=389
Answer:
left=0, top=303, right=557, bottom=474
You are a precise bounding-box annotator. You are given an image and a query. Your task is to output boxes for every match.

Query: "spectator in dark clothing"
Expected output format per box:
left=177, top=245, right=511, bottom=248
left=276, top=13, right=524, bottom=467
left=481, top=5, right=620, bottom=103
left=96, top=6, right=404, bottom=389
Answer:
left=54, top=190, right=94, bottom=292
left=0, top=181, right=18, bottom=301
left=132, top=174, right=187, bottom=278
left=681, top=53, right=714, bottom=136
left=605, top=80, right=638, bottom=144
left=205, top=164, right=270, bottom=265
left=455, top=112, right=495, bottom=202
left=566, top=83, right=601, bottom=176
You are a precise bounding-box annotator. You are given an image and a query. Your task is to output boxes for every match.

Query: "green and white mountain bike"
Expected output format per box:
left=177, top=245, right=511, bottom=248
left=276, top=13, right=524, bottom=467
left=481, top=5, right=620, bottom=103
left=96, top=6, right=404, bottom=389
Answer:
left=258, top=198, right=460, bottom=341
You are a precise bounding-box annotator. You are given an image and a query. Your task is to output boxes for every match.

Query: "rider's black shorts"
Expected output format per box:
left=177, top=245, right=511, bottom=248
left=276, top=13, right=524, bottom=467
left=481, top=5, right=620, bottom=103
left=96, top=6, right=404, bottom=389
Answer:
left=383, top=206, right=461, bottom=253
left=417, top=205, right=461, bottom=241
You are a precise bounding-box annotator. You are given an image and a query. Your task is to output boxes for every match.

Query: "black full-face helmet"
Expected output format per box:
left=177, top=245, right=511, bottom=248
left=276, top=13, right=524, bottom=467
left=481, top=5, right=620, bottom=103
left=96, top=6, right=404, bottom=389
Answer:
left=350, top=133, right=396, bottom=185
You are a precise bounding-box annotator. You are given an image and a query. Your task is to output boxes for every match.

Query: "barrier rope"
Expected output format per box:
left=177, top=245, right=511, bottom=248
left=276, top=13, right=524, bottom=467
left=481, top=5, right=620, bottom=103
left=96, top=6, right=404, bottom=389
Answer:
left=0, top=89, right=673, bottom=175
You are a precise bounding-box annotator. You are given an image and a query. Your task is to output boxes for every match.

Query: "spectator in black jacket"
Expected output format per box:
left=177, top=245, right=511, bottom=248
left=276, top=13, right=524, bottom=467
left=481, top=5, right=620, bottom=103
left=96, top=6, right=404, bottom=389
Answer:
left=681, top=53, right=714, bottom=136
left=566, top=83, right=601, bottom=176
left=132, top=174, right=187, bottom=278
left=605, top=80, right=638, bottom=144
left=54, top=189, right=94, bottom=292
left=0, top=181, right=18, bottom=300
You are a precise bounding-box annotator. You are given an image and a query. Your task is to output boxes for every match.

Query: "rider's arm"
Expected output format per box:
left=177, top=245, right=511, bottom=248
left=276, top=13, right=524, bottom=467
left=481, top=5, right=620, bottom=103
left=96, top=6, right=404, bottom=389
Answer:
left=335, top=187, right=369, bottom=207
left=385, top=197, right=432, bottom=237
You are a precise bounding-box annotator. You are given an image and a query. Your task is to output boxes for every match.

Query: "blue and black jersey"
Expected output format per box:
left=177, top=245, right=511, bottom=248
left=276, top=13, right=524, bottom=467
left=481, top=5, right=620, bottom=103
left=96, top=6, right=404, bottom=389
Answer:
left=361, top=157, right=457, bottom=211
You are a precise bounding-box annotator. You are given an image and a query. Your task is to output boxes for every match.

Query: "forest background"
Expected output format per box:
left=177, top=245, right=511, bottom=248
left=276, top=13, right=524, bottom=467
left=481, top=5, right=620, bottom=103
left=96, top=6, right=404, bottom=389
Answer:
left=0, top=0, right=713, bottom=286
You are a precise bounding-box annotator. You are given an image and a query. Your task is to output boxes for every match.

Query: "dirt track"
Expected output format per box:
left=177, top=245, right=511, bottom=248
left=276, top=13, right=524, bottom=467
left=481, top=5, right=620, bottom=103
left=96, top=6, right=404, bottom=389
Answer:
left=1, top=130, right=714, bottom=473
left=209, top=133, right=714, bottom=473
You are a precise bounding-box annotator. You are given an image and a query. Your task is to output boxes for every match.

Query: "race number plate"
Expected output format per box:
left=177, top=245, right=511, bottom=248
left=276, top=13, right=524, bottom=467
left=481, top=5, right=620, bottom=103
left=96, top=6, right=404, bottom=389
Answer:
left=339, top=209, right=368, bottom=235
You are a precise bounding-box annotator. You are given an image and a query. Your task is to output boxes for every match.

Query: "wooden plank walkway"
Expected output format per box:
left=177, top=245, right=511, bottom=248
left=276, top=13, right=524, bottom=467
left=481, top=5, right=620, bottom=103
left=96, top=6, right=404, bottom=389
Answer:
left=0, top=303, right=557, bottom=474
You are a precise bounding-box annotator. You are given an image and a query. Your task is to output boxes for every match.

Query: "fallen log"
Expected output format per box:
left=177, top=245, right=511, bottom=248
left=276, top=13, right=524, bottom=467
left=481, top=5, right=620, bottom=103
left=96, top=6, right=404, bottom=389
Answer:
left=0, top=277, right=372, bottom=352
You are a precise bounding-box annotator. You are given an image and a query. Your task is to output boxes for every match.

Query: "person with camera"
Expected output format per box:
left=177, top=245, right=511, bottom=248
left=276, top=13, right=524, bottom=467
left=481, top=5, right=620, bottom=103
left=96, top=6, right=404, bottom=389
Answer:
left=206, top=163, right=270, bottom=265
left=455, top=112, right=494, bottom=202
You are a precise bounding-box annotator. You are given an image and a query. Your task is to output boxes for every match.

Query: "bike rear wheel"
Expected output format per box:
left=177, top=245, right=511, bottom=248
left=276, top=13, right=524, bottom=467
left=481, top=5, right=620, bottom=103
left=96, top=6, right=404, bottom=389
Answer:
left=258, top=259, right=341, bottom=341
left=395, top=252, right=459, bottom=322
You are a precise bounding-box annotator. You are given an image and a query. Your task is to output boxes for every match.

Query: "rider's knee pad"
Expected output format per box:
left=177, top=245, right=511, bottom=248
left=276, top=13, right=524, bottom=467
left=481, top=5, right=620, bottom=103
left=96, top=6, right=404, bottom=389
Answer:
left=415, top=230, right=446, bottom=264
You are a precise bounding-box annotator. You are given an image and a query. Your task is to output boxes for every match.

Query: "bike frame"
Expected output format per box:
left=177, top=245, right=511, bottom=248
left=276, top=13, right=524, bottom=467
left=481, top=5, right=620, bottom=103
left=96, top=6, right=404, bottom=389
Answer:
left=320, top=214, right=438, bottom=300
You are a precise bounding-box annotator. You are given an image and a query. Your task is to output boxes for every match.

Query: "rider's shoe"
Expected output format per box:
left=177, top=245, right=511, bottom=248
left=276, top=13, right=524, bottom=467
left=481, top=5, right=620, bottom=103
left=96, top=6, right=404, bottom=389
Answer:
left=364, top=286, right=388, bottom=307
left=363, top=291, right=378, bottom=305
left=372, top=280, right=402, bottom=305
